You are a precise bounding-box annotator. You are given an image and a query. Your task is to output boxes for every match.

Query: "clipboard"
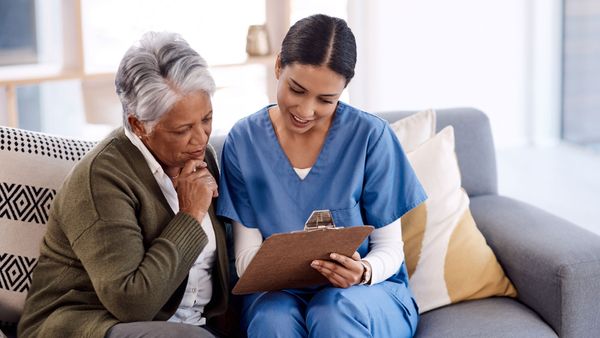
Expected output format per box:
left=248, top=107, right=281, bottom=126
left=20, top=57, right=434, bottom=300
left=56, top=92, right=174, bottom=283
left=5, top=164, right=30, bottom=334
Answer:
left=232, top=225, right=374, bottom=295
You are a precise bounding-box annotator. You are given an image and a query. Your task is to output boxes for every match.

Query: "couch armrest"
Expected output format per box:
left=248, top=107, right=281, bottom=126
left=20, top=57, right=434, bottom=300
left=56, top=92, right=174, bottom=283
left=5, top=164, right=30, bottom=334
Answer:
left=470, top=195, right=600, bottom=338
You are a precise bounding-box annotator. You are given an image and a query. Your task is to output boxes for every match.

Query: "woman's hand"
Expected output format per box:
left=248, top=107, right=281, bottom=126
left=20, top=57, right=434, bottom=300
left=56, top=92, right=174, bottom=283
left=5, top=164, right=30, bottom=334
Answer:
left=174, top=159, right=218, bottom=222
left=311, top=251, right=367, bottom=288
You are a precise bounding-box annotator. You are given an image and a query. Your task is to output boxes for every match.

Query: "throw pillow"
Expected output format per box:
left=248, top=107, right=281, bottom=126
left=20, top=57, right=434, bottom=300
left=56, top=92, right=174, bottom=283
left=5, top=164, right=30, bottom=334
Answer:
left=0, top=126, right=96, bottom=332
left=402, top=126, right=517, bottom=313
left=390, top=109, right=436, bottom=153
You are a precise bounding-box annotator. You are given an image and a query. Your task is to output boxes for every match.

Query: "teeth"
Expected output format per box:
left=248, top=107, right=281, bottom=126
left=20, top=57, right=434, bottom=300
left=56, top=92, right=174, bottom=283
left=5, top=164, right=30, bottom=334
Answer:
left=292, top=114, right=309, bottom=124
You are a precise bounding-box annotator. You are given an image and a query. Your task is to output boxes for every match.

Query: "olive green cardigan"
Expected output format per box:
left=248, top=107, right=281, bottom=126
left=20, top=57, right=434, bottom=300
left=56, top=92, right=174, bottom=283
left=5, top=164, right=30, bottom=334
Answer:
left=17, top=128, right=229, bottom=338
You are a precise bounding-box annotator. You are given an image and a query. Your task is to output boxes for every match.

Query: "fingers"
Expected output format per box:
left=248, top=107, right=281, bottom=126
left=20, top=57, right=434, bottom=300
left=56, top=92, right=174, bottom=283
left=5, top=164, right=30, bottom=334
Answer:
left=313, top=264, right=350, bottom=288
left=181, top=160, right=207, bottom=176
left=175, top=160, right=218, bottom=197
left=180, top=160, right=217, bottom=189
left=311, top=253, right=363, bottom=288
left=175, top=160, right=218, bottom=221
left=195, top=171, right=219, bottom=197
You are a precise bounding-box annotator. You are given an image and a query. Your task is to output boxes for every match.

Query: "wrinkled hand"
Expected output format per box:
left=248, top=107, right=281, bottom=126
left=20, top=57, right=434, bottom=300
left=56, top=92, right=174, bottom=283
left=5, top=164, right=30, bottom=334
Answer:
left=311, top=251, right=364, bottom=288
left=173, top=160, right=218, bottom=222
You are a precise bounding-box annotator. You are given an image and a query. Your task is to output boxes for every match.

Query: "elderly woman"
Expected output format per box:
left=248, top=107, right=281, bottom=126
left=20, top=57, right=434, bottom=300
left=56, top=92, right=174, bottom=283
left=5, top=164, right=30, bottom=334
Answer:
left=17, top=32, right=228, bottom=338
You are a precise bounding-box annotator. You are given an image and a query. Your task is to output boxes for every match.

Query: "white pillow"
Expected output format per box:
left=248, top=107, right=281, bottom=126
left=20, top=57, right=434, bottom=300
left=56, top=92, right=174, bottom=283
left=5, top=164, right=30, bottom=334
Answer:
left=390, top=109, right=436, bottom=152
left=402, top=126, right=516, bottom=313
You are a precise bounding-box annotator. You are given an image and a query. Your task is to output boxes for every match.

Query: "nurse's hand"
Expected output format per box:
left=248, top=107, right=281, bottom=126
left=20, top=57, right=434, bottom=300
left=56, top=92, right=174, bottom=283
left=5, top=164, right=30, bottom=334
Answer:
left=175, top=159, right=219, bottom=222
left=311, top=251, right=365, bottom=288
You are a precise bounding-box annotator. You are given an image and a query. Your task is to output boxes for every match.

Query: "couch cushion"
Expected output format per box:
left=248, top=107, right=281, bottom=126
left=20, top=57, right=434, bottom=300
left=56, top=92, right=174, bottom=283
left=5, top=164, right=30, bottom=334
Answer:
left=0, top=126, right=95, bottom=332
left=401, top=126, right=516, bottom=313
left=416, top=297, right=557, bottom=338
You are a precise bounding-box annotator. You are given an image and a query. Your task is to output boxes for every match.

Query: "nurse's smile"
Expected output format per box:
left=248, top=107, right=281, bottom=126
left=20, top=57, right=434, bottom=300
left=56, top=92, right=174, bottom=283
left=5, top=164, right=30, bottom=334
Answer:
left=289, top=112, right=314, bottom=128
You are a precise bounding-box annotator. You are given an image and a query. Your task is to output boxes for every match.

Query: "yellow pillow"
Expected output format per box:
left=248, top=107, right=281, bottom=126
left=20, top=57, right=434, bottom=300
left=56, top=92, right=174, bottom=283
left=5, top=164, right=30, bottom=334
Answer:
left=402, top=126, right=517, bottom=313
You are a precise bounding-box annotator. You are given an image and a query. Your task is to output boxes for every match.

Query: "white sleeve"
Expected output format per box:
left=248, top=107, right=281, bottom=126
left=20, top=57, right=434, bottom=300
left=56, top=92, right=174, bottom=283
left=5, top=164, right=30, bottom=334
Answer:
left=233, top=220, right=263, bottom=277
left=362, top=218, right=404, bottom=285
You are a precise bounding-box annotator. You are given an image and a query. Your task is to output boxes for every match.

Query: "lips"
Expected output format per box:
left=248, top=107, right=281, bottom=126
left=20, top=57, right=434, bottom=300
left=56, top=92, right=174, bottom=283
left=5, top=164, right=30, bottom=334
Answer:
left=289, top=112, right=314, bottom=128
left=188, top=148, right=205, bottom=158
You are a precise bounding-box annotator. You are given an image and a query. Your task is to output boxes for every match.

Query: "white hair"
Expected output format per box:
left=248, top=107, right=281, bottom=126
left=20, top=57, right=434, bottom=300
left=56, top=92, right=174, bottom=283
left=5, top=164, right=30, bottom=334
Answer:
left=115, top=31, right=215, bottom=132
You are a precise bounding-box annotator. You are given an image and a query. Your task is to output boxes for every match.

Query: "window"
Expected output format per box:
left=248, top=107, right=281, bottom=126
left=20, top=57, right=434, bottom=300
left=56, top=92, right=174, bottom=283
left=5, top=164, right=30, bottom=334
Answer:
left=290, top=0, right=347, bottom=23
left=562, top=0, right=600, bottom=150
left=0, top=0, right=37, bottom=66
left=81, top=0, right=271, bottom=135
left=81, top=0, right=266, bottom=73
left=1, top=0, right=353, bottom=139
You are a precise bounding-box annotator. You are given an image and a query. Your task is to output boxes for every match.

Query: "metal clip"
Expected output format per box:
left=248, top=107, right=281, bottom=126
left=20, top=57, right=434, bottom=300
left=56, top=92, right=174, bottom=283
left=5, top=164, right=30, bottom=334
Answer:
left=304, top=210, right=336, bottom=231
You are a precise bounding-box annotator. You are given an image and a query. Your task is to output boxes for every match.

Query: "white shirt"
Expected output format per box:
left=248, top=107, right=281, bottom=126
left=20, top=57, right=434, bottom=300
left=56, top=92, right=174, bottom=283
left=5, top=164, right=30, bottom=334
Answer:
left=234, top=167, right=405, bottom=285
left=124, top=128, right=216, bottom=325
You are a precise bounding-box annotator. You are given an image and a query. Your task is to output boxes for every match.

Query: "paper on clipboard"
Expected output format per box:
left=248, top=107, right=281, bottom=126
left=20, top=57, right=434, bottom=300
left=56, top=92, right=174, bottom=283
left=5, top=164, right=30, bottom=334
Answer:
left=232, top=223, right=374, bottom=295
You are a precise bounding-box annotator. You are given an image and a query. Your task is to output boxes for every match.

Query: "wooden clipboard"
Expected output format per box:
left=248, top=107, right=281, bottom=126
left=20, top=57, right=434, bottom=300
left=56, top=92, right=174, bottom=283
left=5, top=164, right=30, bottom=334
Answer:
left=232, top=225, right=374, bottom=295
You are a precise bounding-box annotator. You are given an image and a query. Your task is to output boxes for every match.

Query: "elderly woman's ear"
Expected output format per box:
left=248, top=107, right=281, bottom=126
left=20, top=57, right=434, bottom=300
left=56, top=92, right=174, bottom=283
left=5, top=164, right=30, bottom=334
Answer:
left=127, top=115, right=146, bottom=138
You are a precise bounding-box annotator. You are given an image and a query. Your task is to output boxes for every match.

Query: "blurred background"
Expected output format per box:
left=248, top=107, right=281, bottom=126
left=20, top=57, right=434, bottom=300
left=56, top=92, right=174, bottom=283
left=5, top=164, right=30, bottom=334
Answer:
left=0, top=0, right=598, bottom=233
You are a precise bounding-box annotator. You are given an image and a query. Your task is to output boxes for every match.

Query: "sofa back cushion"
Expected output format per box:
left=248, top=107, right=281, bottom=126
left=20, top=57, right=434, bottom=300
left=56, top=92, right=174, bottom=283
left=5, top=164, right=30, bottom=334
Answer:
left=0, top=126, right=95, bottom=332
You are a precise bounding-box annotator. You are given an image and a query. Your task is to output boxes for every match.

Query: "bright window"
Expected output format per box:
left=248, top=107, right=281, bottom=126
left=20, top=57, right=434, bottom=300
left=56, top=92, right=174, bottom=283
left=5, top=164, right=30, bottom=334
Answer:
left=81, top=0, right=266, bottom=73
left=0, top=0, right=37, bottom=66
left=290, top=0, right=347, bottom=23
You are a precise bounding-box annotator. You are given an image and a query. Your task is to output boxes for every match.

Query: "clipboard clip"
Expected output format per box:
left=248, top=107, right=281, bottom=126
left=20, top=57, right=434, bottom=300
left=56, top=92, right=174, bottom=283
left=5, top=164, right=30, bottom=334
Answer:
left=304, top=210, right=336, bottom=231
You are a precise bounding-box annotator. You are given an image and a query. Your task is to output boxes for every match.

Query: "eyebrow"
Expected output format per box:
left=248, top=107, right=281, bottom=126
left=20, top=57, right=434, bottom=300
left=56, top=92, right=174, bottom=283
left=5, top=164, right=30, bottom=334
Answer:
left=289, top=78, right=338, bottom=97
left=170, top=111, right=213, bottom=129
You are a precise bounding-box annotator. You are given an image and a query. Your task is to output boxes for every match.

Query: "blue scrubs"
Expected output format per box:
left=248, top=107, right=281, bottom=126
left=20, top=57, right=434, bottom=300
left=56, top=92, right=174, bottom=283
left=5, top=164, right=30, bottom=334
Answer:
left=217, top=102, right=427, bottom=337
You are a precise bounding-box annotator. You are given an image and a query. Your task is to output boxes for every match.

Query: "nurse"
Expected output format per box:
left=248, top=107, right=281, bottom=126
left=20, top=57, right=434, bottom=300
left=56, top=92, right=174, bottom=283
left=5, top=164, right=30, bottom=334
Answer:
left=217, top=14, right=426, bottom=337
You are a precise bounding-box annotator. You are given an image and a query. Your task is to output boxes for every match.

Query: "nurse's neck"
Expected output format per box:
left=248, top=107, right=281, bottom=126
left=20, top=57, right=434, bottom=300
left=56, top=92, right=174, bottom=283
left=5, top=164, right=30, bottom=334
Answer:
left=269, top=106, right=332, bottom=169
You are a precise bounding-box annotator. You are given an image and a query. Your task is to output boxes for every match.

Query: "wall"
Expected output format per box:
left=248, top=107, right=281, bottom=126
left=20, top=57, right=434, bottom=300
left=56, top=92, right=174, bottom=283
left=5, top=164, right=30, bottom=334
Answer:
left=348, top=0, right=562, bottom=148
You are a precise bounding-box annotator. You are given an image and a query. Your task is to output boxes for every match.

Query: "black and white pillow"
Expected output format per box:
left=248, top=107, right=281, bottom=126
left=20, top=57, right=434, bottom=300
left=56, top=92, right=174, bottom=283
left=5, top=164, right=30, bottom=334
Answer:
left=0, top=126, right=96, bottom=332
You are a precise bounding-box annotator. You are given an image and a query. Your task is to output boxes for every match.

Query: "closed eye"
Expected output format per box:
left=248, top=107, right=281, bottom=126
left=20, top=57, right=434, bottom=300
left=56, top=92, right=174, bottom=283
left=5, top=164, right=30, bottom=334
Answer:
left=173, top=126, right=192, bottom=135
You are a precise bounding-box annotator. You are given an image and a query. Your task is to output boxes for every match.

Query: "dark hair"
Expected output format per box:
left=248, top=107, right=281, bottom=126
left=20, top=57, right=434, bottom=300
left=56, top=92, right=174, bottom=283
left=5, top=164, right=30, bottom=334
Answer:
left=280, top=14, right=357, bottom=85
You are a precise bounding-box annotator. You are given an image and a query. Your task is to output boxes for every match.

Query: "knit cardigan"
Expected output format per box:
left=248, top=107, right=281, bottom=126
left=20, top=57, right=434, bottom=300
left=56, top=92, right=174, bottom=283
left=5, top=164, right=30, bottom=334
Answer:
left=17, top=128, right=229, bottom=338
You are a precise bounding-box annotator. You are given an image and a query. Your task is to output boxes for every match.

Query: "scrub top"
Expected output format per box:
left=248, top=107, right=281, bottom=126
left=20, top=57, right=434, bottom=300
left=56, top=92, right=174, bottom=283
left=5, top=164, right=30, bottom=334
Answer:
left=217, top=102, right=426, bottom=282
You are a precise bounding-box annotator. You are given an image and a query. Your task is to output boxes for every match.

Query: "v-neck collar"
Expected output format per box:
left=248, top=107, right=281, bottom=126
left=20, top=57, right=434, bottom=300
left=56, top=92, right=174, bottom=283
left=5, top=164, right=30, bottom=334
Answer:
left=263, top=103, right=343, bottom=188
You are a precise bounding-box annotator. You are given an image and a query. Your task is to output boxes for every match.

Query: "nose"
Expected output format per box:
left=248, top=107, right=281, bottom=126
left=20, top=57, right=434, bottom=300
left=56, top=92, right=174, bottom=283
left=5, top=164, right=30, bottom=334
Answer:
left=191, top=124, right=209, bottom=146
left=297, top=100, right=316, bottom=119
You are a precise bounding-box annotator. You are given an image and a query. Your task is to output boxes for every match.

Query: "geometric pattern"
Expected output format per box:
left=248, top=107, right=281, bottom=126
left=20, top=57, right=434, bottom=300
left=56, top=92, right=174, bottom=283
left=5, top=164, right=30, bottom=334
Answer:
left=0, top=182, right=56, bottom=225
left=0, top=126, right=96, bottom=162
left=0, top=253, right=37, bottom=293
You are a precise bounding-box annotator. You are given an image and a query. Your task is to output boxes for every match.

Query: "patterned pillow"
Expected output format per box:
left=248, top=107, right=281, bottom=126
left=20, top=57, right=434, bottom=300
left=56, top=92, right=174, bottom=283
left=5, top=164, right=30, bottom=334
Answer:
left=401, top=126, right=517, bottom=313
left=0, top=126, right=96, bottom=332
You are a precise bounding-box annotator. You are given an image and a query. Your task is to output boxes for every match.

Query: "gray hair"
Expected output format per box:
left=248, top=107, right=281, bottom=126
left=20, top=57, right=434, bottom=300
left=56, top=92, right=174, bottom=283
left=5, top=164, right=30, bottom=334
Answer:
left=115, top=31, right=215, bottom=132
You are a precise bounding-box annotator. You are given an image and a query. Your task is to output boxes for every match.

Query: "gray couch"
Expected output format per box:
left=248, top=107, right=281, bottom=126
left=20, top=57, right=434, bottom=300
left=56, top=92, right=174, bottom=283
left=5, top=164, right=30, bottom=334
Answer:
left=409, top=108, right=599, bottom=338
left=209, top=107, right=600, bottom=338
left=2, top=107, right=599, bottom=337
